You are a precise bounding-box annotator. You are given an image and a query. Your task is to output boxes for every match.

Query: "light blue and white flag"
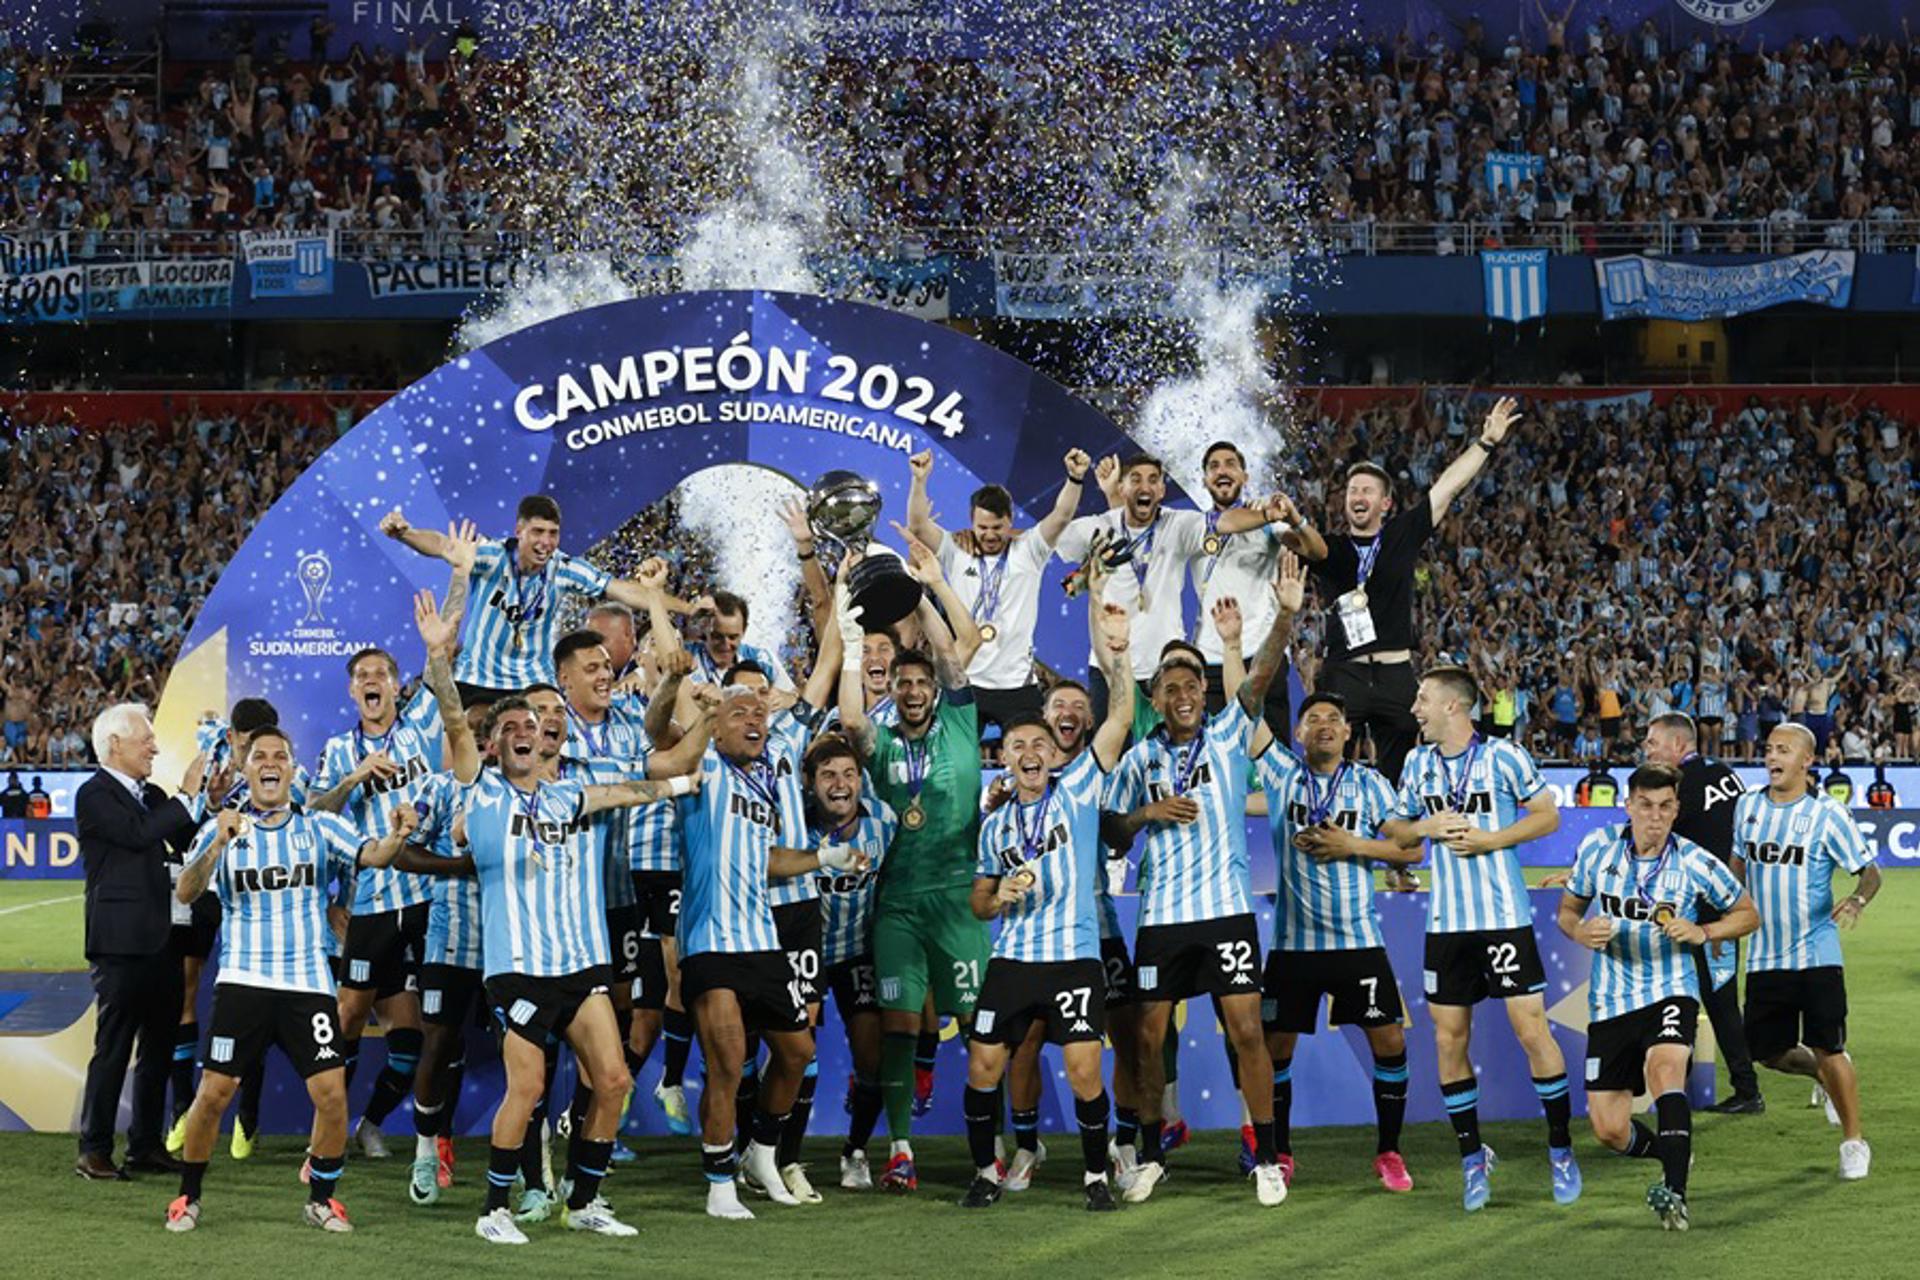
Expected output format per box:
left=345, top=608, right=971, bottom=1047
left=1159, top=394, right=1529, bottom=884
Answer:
left=1484, top=249, right=1548, bottom=323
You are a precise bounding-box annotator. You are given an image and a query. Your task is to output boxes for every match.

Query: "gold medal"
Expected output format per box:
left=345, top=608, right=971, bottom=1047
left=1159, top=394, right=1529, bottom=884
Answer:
left=1136, top=590, right=1150, bottom=611
left=902, top=801, right=926, bottom=831
left=1351, top=588, right=1368, bottom=610
left=1009, top=866, right=1037, bottom=892
left=979, top=622, right=998, bottom=644
left=512, top=627, right=524, bottom=652
left=1202, top=533, right=1223, bottom=556
left=1652, top=904, right=1675, bottom=926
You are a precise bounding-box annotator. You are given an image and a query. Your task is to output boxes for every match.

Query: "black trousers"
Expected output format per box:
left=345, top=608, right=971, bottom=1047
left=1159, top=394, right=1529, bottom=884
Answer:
left=1318, top=659, right=1422, bottom=785
left=1202, top=658, right=1291, bottom=741
left=1691, top=912, right=1759, bottom=1098
left=80, top=952, right=185, bottom=1160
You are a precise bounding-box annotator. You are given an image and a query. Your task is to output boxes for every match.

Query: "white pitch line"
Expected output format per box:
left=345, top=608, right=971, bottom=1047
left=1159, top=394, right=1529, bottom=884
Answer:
left=0, top=892, right=83, bottom=916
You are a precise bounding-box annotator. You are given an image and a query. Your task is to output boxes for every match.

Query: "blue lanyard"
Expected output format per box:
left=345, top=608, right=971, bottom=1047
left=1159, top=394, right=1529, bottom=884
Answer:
left=507, top=540, right=550, bottom=625
left=1116, top=513, right=1160, bottom=583
left=1199, top=502, right=1242, bottom=593
left=902, top=733, right=931, bottom=801
left=1437, top=736, right=1481, bottom=810
left=1622, top=829, right=1676, bottom=905
left=1351, top=535, right=1382, bottom=588
left=728, top=757, right=784, bottom=836
left=1303, top=762, right=1347, bottom=827
left=568, top=706, right=610, bottom=759
left=1013, top=779, right=1055, bottom=863
left=353, top=721, right=396, bottom=761
left=1168, top=730, right=1207, bottom=796
left=974, top=549, right=1010, bottom=622
left=513, top=781, right=553, bottom=856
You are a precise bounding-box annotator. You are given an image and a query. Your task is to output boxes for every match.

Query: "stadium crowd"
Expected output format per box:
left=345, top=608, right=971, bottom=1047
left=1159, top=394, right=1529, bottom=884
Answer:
left=7, top=21, right=1920, bottom=250
left=4, top=388, right=1916, bottom=770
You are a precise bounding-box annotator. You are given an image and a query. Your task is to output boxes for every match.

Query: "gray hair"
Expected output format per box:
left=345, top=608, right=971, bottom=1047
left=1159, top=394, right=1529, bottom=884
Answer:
left=586, top=601, right=636, bottom=631
left=92, top=702, right=152, bottom=764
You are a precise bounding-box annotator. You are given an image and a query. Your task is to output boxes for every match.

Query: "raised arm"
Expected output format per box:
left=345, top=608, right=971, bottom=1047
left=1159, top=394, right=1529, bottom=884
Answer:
left=1238, top=551, right=1305, bottom=753
left=583, top=771, right=699, bottom=817
left=439, top=518, right=480, bottom=627
left=647, top=688, right=717, bottom=779
left=834, top=581, right=875, bottom=759
left=176, top=811, right=244, bottom=903
left=780, top=496, right=833, bottom=621
left=905, top=449, right=946, bottom=552
left=802, top=586, right=845, bottom=712
left=1430, top=395, right=1519, bottom=523
left=1087, top=546, right=1133, bottom=769
left=645, top=647, right=692, bottom=746
left=356, top=802, right=421, bottom=869
left=413, top=587, right=478, bottom=783
left=895, top=521, right=981, bottom=670
left=1035, top=448, right=1091, bottom=544
left=1265, top=492, right=1328, bottom=562
left=379, top=507, right=453, bottom=560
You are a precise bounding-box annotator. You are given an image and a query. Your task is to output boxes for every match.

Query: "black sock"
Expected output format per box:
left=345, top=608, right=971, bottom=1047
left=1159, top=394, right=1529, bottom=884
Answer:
left=1272, top=1059, right=1294, bottom=1155
left=307, top=1153, right=343, bottom=1204
left=342, top=1037, right=362, bottom=1091
left=624, top=1043, right=646, bottom=1080
left=778, top=1060, right=819, bottom=1167
left=171, top=1022, right=198, bottom=1119
left=1372, top=1052, right=1409, bottom=1154
left=414, top=1099, right=443, bottom=1140
left=1622, top=1118, right=1659, bottom=1158
left=180, top=1159, right=208, bottom=1202
left=662, top=1006, right=693, bottom=1087
left=845, top=1075, right=883, bottom=1153
left=749, top=1105, right=786, bottom=1150
left=565, top=1136, right=613, bottom=1210
left=442, top=1055, right=467, bottom=1134
left=733, top=1054, right=761, bottom=1156
left=364, top=1027, right=422, bottom=1125
left=486, top=1145, right=519, bottom=1211
left=237, top=1063, right=265, bottom=1135
left=963, top=1085, right=998, bottom=1174
left=915, top=1028, right=939, bottom=1073
left=569, top=1084, right=594, bottom=1135
left=1140, top=1117, right=1165, bottom=1165
left=1655, top=1091, right=1692, bottom=1196
left=701, top=1142, right=737, bottom=1185
left=1252, top=1119, right=1277, bottom=1164
left=1442, top=1076, right=1483, bottom=1158
left=1114, top=1105, right=1139, bottom=1148
left=520, top=1105, right=548, bottom=1188
left=1534, top=1073, right=1572, bottom=1149
left=1075, top=1091, right=1109, bottom=1178
left=1012, top=1106, right=1039, bottom=1154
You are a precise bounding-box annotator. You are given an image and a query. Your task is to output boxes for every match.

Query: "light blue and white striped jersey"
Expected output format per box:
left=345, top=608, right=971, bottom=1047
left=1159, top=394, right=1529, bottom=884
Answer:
left=811, top=795, right=897, bottom=966
left=976, top=749, right=1107, bottom=963
left=314, top=692, right=443, bottom=915
left=1257, top=750, right=1399, bottom=951
left=453, top=539, right=611, bottom=689
left=1108, top=700, right=1262, bottom=927
left=1734, top=789, right=1874, bottom=972
left=462, top=770, right=606, bottom=979
left=765, top=710, right=822, bottom=909
left=186, top=809, right=368, bottom=996
left=416, top=772, right=482, bottom=971
left=687, top=639, right=795, bottom=690
left=676, top=724, right=809, bottom=959
left=562, top=701, right=651, bottom=911
left=822, top=696, right=898, bottom=736
left=554, top=753, right=636, bottom=911
left=1393, top=736, right=1548, bottom=933
left=1568, top=825, right=1744, bottom=1021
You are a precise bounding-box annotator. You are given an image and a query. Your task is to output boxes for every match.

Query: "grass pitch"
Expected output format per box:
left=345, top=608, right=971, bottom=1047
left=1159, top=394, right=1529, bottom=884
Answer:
left=2, top=877, right=1915, bottom=1278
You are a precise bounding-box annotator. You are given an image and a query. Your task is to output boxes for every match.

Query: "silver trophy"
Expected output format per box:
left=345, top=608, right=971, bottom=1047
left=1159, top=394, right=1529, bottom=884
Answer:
left=807, top=470, right=923, bottom=629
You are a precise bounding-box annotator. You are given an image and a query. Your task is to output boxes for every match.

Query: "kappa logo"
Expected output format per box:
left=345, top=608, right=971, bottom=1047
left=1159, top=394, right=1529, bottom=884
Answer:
left=314, top=1045, right=338, bottom=1061
left=1365, top=1006, right=1384, bottom=1021
left=1069, top=1019, right=1093, bottom=1034
left=210, top=1036, right=235, bottom=1063
left=1231, top=972, right=1255, bottom=987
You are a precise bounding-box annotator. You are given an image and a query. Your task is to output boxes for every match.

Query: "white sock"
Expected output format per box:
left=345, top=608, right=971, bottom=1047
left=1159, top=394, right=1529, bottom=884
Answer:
left=416, top=1133, right=435, bottom=1160
left=891, top=1139, right=912, bottom=1158
left=1085, top=1171, right=1107, bottom=1186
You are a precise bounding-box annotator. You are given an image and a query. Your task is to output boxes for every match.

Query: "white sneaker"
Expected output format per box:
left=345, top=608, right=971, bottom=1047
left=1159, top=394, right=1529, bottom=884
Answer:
left=741, top=1141, right=800, bottom=1206
left=354, top=1118, right=389, bottom=1159
left=1110, top=1143, right=1139, bottom=1193
left=408, top=1153, right=441, bottom=1206
left=564, top=1196, right=639, bottom=1236
left=1253, top=1162, right=1289, bottom=1207
left=841, top=1151, right=872, bottom=1190
left=514, top=1188, right=554, bottom=1223
left=780, top=1162, right=824, bottom=1204
left=1120, top=1160, right=1165, bottom=1204
left=476, top=1206, right=530, bottom=1245
left=1004, top=1141, right=1047, bottom=1192
left=302, top=1198, right=354, bottom=1232
left=1839, top=1138, right=1872, bottom=1181
left=706, top=1179, right=755, bottom=1220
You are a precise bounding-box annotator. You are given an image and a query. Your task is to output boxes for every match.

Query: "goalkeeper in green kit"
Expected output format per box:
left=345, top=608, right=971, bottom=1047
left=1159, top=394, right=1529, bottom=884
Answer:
left=835, top=561, right=989, bottom=1195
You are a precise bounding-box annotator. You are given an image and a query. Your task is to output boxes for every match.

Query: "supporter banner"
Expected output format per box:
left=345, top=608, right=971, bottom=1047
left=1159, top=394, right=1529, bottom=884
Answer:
left=1484, top=248, right=1548, bottom=323
left=242, top=229, right=336, bottom=298
left=2, top=259, right=234, bottom=324
left=836, top=256, right=954, bottom=322
left=1596, top=250, right=1855, bottom=322
left=0, top=819, right=81, bottom=879
left=365, top=255, right=530, bottom=298
left=1485, top=151, right=1543, bottom=195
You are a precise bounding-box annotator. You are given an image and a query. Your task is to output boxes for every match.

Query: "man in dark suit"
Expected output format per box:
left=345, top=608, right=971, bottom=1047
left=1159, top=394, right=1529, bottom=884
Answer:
left=74, top=702, right=224, bottom=1179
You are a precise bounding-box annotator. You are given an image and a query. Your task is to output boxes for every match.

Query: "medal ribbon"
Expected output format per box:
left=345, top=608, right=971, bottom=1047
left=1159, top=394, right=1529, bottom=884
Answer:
left=1114, top=512, right=1160, bottom=593
left=514, top=781, right=552, bottom=863
left=1198, top=501, right=1242, bottom=595
left=973, top=549, right=1009, bottom=625
left=728, top=757, right=784, bottom=836
left=1170, top=730, right=1207, bottom=796
left=508, top=539, right=551, bottom=628
left=353, top=720, right=396, bottom=762
left=1303, top=762, right=1347, bottom=828
left=1438, top=735, right=1481, bottom=811
left=1012, top=776, right=1055, bottom=865
left=1623, top=829, right=1677, bottom=906
left=567, top=705, right=611, bottom=759
left=1350, top=535, right=1382, bottom=591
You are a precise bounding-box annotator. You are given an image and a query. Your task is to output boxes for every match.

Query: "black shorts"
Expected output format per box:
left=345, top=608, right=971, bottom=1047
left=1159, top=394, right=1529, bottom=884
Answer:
left=971, top=958, right=1107, bottom=1047
left=607, top=902, right=645, bottom=983
left=1744, top=966, right=1848, bottom=1059
left=204, top=984, right=345, bottom=1080
left=1099, top=935, right=1136, bottom=1008
left=772, top=898, right=824, bottom=1006
left=680, top=950, right=807, bottom=1033
left=826, top=954, right=879, bottom=1022
left=486, top=967, right=612, bottom=1047
left=341, top=902, right=430, bottom=996
left=1423, top=927, right=1547, bottom=1007
left=170, top=918, right=219, bottom=961
left=420, top=963, right=484, bottom=1029
left=631, top=870, right=683, bottom=938
left=1133, top=914, right=1262, bottom=1003
left=1585, top=997, right=1698, bottom=1094
left=631, top=935, right=669, bottom=1011
left=1262, top=947, right=1405, bottom=1031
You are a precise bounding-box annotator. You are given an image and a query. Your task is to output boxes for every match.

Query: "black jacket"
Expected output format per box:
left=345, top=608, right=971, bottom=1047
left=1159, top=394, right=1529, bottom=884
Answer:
left=75, top=770, right=199, bottom=961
